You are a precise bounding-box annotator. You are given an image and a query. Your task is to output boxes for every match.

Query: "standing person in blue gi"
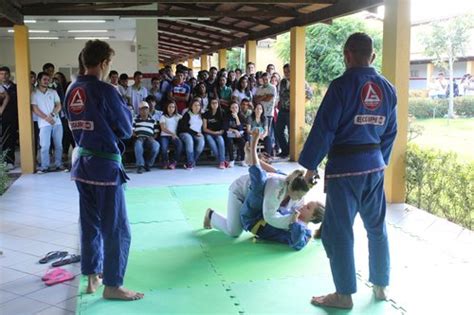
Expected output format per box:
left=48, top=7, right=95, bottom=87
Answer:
left=65, top=40, right=144, bottom=301
left=299, top=33, right=397, bottom=309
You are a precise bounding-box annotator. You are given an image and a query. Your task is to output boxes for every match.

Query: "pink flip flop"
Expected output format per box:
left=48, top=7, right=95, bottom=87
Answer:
left=41, top=268, right=66, bottom=281
left=44, top=269, right=75, bottom=286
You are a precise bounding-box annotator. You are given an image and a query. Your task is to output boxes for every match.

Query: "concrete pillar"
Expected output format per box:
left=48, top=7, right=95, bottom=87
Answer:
left=382, top=0, right=411, bottom=203
left=426, top=62, right=434, bottom=88
left=187, top=58, right=194, bottom=70
left=136, top=18, right=158, bottom=73
left=218, top=49, right=227, bottom=69
left=200, top=54, right=209, bottom=71
left=245, top=40, right=257, bottom=69
left=13, top=25, right=35, bottom=174
left=467, top=60, right=474, bottom=75
left=289, top=26, right=306, bottom=162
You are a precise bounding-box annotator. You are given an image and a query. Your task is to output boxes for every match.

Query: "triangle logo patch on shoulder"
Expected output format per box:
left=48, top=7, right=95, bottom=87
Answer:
left=68, top=87, right=86, bottom=115
left=361, top=81, right=383, bottom=111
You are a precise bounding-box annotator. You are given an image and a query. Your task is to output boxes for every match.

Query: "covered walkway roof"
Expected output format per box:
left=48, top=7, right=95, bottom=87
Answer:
left=1, top=0, right=383, bottom=64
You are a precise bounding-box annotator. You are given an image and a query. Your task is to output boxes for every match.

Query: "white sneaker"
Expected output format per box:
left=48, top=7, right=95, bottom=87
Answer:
left=238, top=161, right=248, bottom=167
left=227, top=160, right=235, bottom=168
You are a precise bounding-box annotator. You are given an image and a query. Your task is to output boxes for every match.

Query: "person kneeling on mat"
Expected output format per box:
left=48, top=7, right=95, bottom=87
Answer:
left=204, top=128, right=324, bottom=250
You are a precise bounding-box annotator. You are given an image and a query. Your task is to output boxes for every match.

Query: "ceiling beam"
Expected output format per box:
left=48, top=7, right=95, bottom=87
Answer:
left=159, top=44, right=200, bottom=54
left=19, top=1, right=337, bottom=4
left=158, top=25, right=225, bottom=45
left=0, top=0, right=23, bottom=25
left=21, top=9, right=297, bottom=18
left=158, top=20, right=239, bottom=40
left=186, top=0, right=382, bottom=60
left=176, top=20, right=250, bottom=35
left=158, top=35, right=212, bottom=49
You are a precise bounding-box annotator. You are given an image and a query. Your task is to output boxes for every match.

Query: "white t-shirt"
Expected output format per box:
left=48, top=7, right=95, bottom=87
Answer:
left=255, top=84, right=276, bottom=117
left=232, top=89, right=252, bottom=104
left=160, top=114, right=182, bottom=136
left=31, top=88, right=61, bottom=128
left=0, top=85, right=5, bottom=94
left=189, top=112, right=203, bottom=133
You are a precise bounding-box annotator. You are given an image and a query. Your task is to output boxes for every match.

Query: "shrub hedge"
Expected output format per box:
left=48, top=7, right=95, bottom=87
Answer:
left=408, top=96, right=474, bottom=119
left=406, top=144, right=473, bottom=230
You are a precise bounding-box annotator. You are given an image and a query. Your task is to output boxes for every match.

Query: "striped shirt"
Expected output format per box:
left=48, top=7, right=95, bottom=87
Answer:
left=133, top=115, right=159, bottom=138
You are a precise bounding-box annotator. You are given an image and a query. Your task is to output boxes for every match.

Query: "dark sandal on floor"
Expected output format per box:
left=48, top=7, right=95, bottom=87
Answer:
left=51, top=254, right=81, bottom=267
left=38, top=251, right=68, bottom=264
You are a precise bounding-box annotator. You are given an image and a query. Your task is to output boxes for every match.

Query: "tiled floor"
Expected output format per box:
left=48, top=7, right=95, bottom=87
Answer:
left=0, top=163, right=473, bottom=314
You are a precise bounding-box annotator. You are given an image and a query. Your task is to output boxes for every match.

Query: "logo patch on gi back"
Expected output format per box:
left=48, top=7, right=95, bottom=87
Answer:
left=361, top=82, right=383, bottom=111
left=68, top=87, right=86, bottom=115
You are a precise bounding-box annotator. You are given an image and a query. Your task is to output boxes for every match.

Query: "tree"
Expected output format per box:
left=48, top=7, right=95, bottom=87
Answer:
left=275, top=17, right=383, bottom=85
left=226, top=47, right=245, bottom=71
left=422, top=15, right=474, bottom=118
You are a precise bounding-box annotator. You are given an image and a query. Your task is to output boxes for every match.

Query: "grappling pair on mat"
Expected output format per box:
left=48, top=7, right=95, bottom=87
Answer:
left=203, top=127, right=325, bottom=251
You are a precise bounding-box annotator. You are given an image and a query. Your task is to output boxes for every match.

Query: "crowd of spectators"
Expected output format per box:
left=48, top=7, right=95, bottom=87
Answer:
left=0, top=61, right=314, bottom=173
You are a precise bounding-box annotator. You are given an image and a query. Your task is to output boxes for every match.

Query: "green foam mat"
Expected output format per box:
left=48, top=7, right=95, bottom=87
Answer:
left=77, top=184, right=406, bottom=314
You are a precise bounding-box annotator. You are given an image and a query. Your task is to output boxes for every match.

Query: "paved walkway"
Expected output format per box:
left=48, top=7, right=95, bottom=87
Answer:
left=0, top=163, right=472, bottom=314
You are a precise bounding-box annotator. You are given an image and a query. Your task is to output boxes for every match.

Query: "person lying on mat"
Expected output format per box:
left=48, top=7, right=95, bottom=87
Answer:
left=203, top=128, right=324, bottom=250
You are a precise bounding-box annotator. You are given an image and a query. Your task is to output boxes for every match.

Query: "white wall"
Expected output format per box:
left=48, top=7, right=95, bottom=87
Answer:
left=409, top=61, right=470, bottom=90
left=0, top=39, right=137, bottom=81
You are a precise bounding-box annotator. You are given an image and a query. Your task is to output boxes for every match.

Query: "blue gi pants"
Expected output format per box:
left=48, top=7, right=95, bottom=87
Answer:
left=76, top=181, right=131, bottom=287
left=322, top=171, right=390, bottom=294
left=240, top=165, right=267, bottom=230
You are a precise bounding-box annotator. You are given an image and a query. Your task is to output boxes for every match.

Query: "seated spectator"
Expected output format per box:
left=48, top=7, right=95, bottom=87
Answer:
left=247, top=103, right=268, bottom=143
left=168, top=70, right=191, bottom=114
left=232, top=76, right=253, bottom=104
left=193, top=82, right=210, bottom=113
left=159, top=101, right=183, bottom=170
left=203, top=98, right=227, bottom=169
left=224, top=102, right=246, bottom=167
left=133, top=101, right=160, bottom=174
left=188, top=77, right=198, bottom=91
left=240, top=98, right=253, bottom=136
left=235, top=68, right=242, bottom=81
left=177, top=99, right=205, bottom=169
left=215, top=75, right=232, bottom=111
left=146, top=95, right=163, bottom=121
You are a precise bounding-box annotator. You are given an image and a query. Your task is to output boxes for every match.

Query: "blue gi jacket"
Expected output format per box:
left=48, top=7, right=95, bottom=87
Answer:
left=65, top=75, right=132, bottom=185
left=299, top=67, right=397, bottom=177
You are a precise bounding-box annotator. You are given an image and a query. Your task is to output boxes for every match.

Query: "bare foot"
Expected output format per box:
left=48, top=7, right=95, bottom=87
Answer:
left=203, top=208, right=213, bottom=229
left=373, top=285, right=388, bottom=300
left=103, top=286, right=144, bottom=301
left=86, top=274, right=102, bottom=294
left=311, top=293, right=353, bottom=309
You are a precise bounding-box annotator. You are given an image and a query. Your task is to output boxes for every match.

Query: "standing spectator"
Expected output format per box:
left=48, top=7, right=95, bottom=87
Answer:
left=31, top=72, right=64, bottom=173
left=203, top=98, right=226, bottom=169
left=235, top=68, right=242, bottom=81
left=246, top=62, right=256, bottom=77
left=227, top=70, right=237, bottom=90
left=54, top=71, right=75, bottom=164
left=145, top=95, right=162, bottom=122
left=275, top=64, right=313, bottom=158
left=224, top=102, right=246, bottom=167
left=117, top=73, right=129, bottom=102
left=30, top=71, right=40, bottom=154
left=0, top=67, right=18, bottom=171
left=254, top=72, right=277, bottom=155
left=215, top=75, right=232, bottom=111
left=206, top=67, right=218, bottom=98
left=126, top=71, right=148, bottom=114
left=178, top=99, right=204, bottom=169
left=133, top=101, right=160, bottom=174
left=65, top=40, right=143, bottom=301
left=240, top=98, right=253, bottom=121
left=108, top=70, right=119, bottom=91
left=148, top=77, right=161, bottom=104
left=168, top=70, right=191, bottom=114
left=300, top=33, right=396, bottom=309
left=193, top=82, right=210, bottom=113
left=159, top=101, right=183, bottom=170
left=232, top=76, right=253, bottom=104
left=266, top=64, right=276, bottom=76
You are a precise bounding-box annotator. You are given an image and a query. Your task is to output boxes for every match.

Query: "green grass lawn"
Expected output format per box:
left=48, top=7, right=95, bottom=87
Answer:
left=411, top=118, right=474, bottom=163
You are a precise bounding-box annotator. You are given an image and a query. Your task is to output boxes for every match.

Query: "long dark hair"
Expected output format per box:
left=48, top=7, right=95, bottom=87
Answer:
left=250, top=103, right=264, bottom=121
left=207, top=97, right=223, bottom=120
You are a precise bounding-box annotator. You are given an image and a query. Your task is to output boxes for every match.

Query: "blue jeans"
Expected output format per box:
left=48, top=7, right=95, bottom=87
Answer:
left=264, top=116, right=274, bottom=155
left=179, top=132, right=205, bottom=165
left=39, top=123, right=63, bottom=170
left=160, top=136, right=183, bottom=163
left=240, top=165, right=267, bottom=231
left=205, top=134, right=225, bottom=163
left=322, top=171, right=390, bottom=294
left=275, top=110, right=290, bottom=156
left=134, top=137, right=160, bottom=167
left=76, top=181, right=130, bottom=287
